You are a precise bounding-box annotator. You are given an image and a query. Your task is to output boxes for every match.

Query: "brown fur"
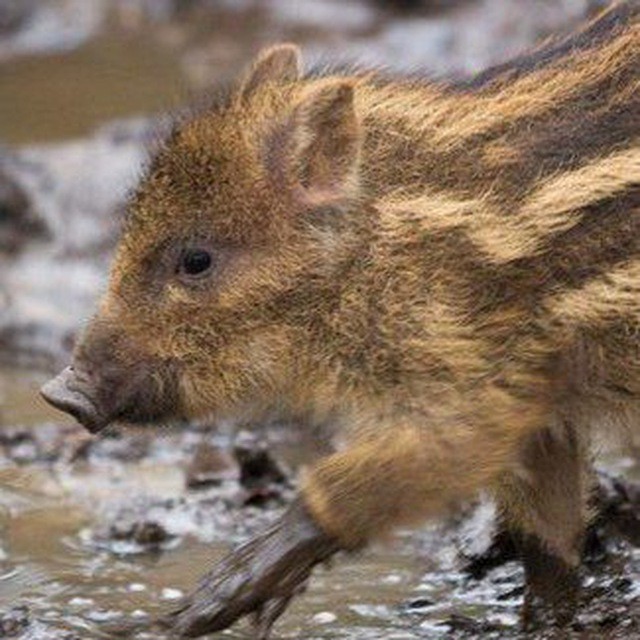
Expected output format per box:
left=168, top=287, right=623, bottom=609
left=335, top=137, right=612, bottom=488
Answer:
left=73, top=0, right=639, bottom=619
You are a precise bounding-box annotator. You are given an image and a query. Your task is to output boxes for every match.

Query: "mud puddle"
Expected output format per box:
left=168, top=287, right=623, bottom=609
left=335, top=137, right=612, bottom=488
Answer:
left=0, top=369, right=432, bottom=639
left=0, top=30, right=185, bottom=145
left=0, top=367, right=639, bottom=639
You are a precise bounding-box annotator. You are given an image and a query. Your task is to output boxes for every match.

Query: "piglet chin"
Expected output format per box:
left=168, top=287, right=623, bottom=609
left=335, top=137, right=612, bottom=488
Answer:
left=40, top=367, right=109, bottom=434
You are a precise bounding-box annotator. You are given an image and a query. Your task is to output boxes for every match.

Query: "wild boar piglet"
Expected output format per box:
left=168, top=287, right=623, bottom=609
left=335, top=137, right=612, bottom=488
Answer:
left=42, top=2, right=640, bottom=636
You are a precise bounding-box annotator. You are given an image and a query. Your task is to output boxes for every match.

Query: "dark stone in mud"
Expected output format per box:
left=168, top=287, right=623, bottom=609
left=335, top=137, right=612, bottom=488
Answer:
left=0, top=423, right=86, bottom=465
left=233, top=431, right=291, bottom=506
left=0, top=426, right=40, bottom=464
left=441, top=613, right=501, bottom=633
left=595, top=471, right=640, bottom=547
left=0, top=425, right=31, bottom=447
left=0, top=166, right=48, bottom=254
left=0, top=605, right=30, bottom=637
left=109, top=519, right=173, bottom=550
left=612, top=576, right=633, bottom=593
left=186, top=443, right=239, bottom=489
left=464, top=529, right=518, bottom=580
left=234, top=432, right=289, bottom=488
left=403, top=596, right=435, bottom=610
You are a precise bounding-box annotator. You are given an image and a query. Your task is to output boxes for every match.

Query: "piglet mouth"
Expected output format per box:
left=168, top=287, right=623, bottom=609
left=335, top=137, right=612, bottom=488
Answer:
left=40, top=366, right=109, bottom=434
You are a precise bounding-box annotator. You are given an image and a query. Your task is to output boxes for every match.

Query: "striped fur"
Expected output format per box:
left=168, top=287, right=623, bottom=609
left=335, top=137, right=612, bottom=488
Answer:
left=76, top=2, right=640, bottom=627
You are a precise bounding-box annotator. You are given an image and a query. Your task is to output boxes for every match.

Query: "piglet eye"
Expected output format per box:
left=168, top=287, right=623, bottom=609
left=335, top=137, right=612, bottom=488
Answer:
left=180, top=249, right=213, bottom=277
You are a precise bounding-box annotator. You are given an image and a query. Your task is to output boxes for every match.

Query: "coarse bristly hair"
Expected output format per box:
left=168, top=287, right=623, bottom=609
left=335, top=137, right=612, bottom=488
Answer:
left=91, top=0, right=638, bottom=613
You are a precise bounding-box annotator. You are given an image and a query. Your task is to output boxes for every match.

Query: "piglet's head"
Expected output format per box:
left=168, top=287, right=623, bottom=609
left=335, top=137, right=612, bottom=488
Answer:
left=41, top=44, right=364, bottom=432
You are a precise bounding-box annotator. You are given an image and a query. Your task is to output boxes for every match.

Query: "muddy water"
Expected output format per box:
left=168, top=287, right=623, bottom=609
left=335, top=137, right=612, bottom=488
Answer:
left=0, top=507, right=425, bottom=640
left=0, top=32, right=185, bottom=145
left=0, top=369, right=459, bottom=640
left=0, top=463, right=424, bottom=640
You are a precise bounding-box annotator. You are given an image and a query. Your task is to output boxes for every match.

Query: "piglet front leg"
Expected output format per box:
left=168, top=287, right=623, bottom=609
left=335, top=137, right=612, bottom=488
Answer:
left=163, top=500, right=340, bottom=638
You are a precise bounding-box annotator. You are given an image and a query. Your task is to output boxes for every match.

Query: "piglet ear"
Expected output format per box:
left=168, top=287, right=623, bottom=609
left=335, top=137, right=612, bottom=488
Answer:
left=290, top=80, right=361, bottom=201
left=240, top=43, right=302, bottom=100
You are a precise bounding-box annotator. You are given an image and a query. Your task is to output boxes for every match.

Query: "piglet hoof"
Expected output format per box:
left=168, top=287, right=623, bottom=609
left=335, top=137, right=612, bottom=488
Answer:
left=162, top=500, right=340, bottom=638
left=520, top=534, right=580, bottom=631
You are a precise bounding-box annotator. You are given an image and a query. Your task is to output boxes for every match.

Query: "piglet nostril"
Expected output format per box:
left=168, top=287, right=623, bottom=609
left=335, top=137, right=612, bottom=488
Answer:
left=40, top=366, right=106, bottom=434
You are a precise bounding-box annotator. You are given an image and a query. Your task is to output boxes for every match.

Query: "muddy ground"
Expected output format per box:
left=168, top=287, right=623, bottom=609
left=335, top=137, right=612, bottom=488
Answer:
left=0, top=1, right=639, bottom=638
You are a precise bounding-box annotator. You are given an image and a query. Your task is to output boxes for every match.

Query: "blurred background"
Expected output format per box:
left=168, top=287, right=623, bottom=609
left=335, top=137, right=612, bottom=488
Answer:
left=1, top=3, right=638, bottom=640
